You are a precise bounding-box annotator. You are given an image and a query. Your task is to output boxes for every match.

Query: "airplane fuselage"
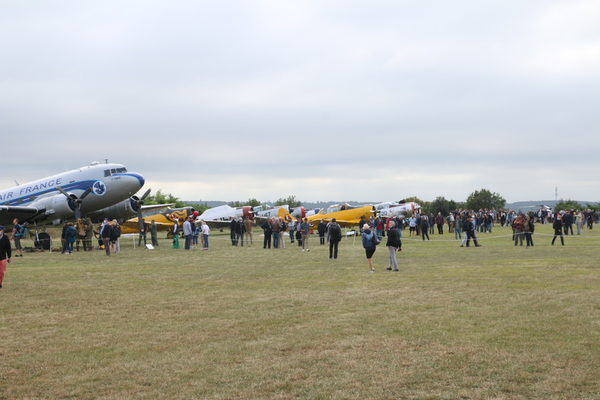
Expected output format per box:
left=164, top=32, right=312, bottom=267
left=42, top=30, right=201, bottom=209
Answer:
left=0, top=162, right=144, bottom=225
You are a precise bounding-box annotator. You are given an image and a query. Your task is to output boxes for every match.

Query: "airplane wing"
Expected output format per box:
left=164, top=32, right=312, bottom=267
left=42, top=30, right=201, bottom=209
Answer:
left=0, top=206, right=43, bottom=227
left=140, top=203, right=175, bottom=212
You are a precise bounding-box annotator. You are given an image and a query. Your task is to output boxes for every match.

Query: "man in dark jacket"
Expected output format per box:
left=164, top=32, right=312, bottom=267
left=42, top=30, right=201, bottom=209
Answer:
left=327, top=218, right=342, bottom=259
left=0, top=225, right=12, bottom=288
left=385, top=220, right=401, bottom=271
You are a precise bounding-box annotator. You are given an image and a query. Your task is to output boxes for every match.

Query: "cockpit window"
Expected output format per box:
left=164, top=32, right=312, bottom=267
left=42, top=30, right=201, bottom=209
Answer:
left=104, top=167, right=128, bottom=177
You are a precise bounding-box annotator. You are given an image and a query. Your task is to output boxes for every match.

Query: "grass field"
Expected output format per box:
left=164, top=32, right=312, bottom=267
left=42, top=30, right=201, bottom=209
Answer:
left=1, top=224, right=599, bottom=399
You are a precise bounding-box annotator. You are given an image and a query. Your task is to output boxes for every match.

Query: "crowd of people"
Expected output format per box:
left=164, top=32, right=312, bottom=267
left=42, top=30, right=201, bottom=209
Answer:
left=0, top=207, right=597, bottom=287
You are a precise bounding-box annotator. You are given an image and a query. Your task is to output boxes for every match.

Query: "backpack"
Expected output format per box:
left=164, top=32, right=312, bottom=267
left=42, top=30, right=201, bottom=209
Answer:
left=329, top=224, right=342, bottom=241
left=371, top=232, right=380, bottom=245
left=17, top=225, right=28, bottom=239
left=66, top=226, right=77, bottom=239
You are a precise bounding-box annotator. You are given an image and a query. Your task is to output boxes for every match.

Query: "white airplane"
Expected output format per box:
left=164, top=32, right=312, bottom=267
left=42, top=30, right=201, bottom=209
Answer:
left=254, top=205, right=306, bottom=220
left=375, top=200, right=421, bottom=218
left=0, top=161, right=146, bottom=227
left=197, top=204, right=307, bottom=224
left=197, top=204, right=255, bottom=224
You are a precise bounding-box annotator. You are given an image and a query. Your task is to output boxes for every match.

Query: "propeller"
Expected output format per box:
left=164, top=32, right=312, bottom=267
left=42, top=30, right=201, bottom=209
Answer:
left=56, top=186, right=93, bottom=221
left=134, top=189, right=152, bottom=233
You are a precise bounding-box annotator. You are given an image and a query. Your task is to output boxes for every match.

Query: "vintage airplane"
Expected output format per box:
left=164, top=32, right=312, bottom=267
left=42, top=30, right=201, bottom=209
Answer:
left=374, top=200, right=421, bottom=218
left=197, top=204, right=255, bottom=224
left=0, top=161, right=146, bottom=228
left=254, top=205, right=306, bottom=220
left=120, top=206, right=198, bottom=236
left=305, top=203, right=376, bottom=227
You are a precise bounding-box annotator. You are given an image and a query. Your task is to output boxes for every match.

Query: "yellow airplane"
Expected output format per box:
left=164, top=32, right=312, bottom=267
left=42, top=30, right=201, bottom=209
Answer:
left=303, top=203, right=376, bottom=228
left=120, top=206, right=198, bottom=236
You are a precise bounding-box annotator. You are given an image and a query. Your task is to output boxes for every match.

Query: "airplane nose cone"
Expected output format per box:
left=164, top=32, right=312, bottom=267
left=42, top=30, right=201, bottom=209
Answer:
left=128, top=173, right=145, bottom=188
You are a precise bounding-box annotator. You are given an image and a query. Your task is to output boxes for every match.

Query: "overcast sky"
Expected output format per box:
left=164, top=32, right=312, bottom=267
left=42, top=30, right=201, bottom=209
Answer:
left=1, top=1, right=599, bottom=204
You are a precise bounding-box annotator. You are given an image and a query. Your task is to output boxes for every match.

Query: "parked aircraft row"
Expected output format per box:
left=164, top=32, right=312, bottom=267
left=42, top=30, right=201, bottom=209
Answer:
left=0, top=162, right=421, bottom=237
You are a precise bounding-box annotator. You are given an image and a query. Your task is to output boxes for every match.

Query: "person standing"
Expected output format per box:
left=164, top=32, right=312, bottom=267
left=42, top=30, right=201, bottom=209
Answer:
left=552, top=215, right=565, bottom=245
left=65, top=223, right=77, bottom=254
left=138, top=220, right=148, bottom=247
left=327, top=218, right=342, bottom=259
left=0, top=225, right=12, bottom=289
left=84, top=218, right=94, bottom=251
left=435, top=212, right=445, bottom=234
left=317, top=220, right=328, bottom=245
left=299, top=217, right=310, bottom=252
left=183, top=216, right=193, bottom=250
left=229, top=217, right=237, bottom=246
left=362, top=224, right=377, bottom=273
left=523, top=216, right=535, bottom=247
left=171, top=217, right=180, bottom=249
left=562, top=211, right=574, bottom=235
left=385, top=220, right=401, bottom=271
left=421, top=217, right=430, bottom=241
left=100, top=219, right=112, bottom=256
left=277, top=217, right=287, bottom=249
left=244, top=216, right=256, bottom=245
left=11, top=219, right=24, bottom=258
left=110, top=220, right=121, bottom=253
left=235, top=218, right=246, bottom=247
left=512, top=213, right=525, bottom=246
left=150, top=220, right=159, bottom=246
left=464, top=217, right=481, bottom=247
left=261, top=219, right=272, bottom=249
left=287, top=217, right=296, bottom=244
left=575, top=212, right=583, bottom=235
left=271, top=217, right=280, bottom=249
left=201, top=220, right=210, bottom=250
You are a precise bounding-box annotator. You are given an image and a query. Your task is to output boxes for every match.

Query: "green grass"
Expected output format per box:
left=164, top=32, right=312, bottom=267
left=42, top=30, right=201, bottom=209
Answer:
left=1, top=225, right=599, bottom=399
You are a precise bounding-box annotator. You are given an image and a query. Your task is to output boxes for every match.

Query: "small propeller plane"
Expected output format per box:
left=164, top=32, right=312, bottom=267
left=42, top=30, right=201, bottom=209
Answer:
left=374, top=200, right=421, bottom=218
left=0, top=161, right=146, bottom=228
left=305, top=203, right=376, bottom=227
left=119, top=206, right=198, bottom=236
left=254, top=205, right=306, bottom=220
left=197, top=204, right=255, bottom=224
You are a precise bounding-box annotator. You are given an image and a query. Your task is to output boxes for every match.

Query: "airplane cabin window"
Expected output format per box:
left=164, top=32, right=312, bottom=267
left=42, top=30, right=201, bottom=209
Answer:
left=111, top=169, right=116, bottom=174
left=104, top=170, right=111, bottom=177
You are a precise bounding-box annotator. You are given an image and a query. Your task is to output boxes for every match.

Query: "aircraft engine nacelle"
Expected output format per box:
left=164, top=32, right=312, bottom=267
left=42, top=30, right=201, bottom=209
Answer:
left=289, top=207, right=306, bottom=219
left=234, top=206, right=254, bottom=220
left=38, top=194, right=78, bottom=224
left=86, top=196, right=140, bottom=222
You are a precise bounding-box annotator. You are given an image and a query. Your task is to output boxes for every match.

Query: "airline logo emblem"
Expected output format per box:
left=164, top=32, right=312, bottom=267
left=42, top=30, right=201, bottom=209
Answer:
left=93, top=181, right=107, bottom=196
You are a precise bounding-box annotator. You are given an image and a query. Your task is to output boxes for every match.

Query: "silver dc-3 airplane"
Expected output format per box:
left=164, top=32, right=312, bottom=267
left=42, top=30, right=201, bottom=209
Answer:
left=0, top=161, right=147, bottom=227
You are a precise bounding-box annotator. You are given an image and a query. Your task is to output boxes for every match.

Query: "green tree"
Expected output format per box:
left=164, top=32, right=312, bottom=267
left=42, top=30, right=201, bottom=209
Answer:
left=246, top=198, right=262, bottom=208
left=585, top=202, right=600, bottom=211
left=228, top=200, right=244, bottom=207
left=274, top=195, right=302, bottom=208
left=145, top=189, right=185, bottom=208
left=430, top=196, right=451, bottom=216
left=465, top=189, right=506, bottom=210
left=554, top=199, right=583, bottom=212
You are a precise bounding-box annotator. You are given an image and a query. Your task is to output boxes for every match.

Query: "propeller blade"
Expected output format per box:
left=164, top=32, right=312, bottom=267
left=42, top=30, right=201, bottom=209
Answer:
left=140, top=188, right=151, bottom=202
left=79, top=187, right=93, bottom=200
left=56, top=186, right=69, bottom=198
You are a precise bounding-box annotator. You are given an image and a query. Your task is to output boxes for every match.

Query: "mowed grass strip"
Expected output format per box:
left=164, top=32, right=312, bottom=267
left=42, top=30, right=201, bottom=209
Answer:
left=1, top=224, right=599, bottom=399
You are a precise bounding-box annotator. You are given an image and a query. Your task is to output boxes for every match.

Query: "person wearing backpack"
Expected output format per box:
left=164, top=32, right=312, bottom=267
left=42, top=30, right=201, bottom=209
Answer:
left=327, top=218, right=342, bottom=259
left=11, top=219, right=24, bottom=258
left=362, top=224, right=377, bottom=273
left=64, top=223, right=78, bottom=254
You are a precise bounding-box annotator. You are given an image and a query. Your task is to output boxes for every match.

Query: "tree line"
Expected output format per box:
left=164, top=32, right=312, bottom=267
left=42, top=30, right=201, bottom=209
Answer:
left=145, top=189, right=599, bottom=215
